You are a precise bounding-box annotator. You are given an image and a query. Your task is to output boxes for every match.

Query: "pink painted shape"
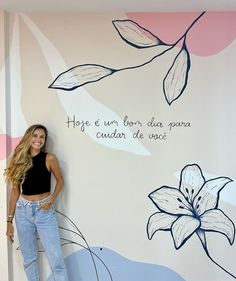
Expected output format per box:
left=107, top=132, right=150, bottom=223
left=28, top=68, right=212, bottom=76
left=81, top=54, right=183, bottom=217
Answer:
left=0, top=134, right=21, bottom=160
left=126, top=12, right=236, bottom=56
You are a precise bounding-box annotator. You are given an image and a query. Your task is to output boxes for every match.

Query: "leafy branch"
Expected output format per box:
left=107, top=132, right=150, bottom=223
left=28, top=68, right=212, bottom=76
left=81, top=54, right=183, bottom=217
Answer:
left=49, top=12, right=206, bottom=105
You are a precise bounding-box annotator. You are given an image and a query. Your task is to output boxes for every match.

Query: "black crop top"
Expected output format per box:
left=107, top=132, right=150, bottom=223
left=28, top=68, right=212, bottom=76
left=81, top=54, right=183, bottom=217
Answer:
left=21, top=151, right=51, bottom=195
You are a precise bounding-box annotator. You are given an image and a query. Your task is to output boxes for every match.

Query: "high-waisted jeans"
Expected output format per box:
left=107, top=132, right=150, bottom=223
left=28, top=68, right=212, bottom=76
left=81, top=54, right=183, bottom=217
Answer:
left=15, top=195, right=68, bottom=281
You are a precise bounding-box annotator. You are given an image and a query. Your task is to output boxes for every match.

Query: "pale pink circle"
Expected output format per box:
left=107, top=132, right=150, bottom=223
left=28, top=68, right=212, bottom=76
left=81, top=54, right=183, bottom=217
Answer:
left=126, top=12, right=236, bottom=56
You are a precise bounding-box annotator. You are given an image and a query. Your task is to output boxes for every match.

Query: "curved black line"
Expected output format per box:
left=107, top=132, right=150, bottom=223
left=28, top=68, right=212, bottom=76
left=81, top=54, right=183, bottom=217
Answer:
left=197, top=231, right=236, bottom=279
left=59, top=226, right=84, bottom=239
left=56, top=210, right=100, bottom=281
left=59, top=237, right=113, bottom=281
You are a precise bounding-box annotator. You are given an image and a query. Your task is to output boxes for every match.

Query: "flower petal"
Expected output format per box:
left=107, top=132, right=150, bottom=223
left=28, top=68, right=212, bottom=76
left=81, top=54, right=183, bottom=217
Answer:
left=179, top=164, right=205, bottom=204
left=149, top=187, right=193, bottom=215
left=163, top=40, right=191, bottom=105
left=112, top=19, right=165, bottom=48
left=196, top=229, right=207, bottom=249
left=171, top=216, right=200, bottom=249
left=147, top=212, right=178, bottom=240
left=193, top=177, right=232, bottom=215
left=200, top=209, right=235, bottom=245
left=49, top=64, right=115, bottom=91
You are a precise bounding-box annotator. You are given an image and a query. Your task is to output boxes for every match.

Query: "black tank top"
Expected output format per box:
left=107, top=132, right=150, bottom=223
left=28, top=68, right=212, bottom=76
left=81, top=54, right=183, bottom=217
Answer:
left=22, top=151, right=51, bottom=195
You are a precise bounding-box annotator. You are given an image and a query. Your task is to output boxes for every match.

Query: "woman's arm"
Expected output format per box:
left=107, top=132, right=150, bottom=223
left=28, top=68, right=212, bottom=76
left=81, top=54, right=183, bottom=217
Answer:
left=6, top=186, right=20, bottom=242
left=40, top=153, right=64, bottom=210
left=48, top=153, right=64, bottom=204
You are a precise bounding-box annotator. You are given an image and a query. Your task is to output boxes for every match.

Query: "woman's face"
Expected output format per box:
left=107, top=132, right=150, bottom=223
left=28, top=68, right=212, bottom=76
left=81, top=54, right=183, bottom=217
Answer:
left=30, top=128, right=46, bottom=151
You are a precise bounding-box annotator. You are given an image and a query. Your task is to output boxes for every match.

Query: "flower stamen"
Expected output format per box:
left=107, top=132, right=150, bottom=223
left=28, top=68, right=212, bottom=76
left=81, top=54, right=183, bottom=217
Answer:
left=177, top=197, right=192, bottom=212
left=190, top=188, right=195, bottom=201
left=185, top=187, right=195, bottom=203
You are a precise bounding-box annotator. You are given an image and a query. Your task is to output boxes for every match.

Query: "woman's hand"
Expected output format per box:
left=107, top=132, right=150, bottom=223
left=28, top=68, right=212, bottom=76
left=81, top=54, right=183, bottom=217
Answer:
left=38, top=200, right=53, bottom=211
left=6, top=222, right=14, bottom=243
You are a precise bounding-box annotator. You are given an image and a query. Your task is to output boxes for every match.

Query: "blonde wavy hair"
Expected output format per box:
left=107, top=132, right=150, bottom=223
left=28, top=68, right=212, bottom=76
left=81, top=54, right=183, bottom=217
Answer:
left=4, top=124, right=48, bottom=188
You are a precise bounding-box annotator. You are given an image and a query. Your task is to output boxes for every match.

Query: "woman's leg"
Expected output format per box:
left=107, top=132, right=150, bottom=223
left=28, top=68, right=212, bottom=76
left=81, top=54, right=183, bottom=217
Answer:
left=36, top=206, right=68, bottom=281
left=15, top=199, right=39, bottom=281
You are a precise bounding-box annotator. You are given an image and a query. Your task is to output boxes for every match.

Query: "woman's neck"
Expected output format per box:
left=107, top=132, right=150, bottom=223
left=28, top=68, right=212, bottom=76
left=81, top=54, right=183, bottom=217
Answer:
left=30, top=149, right=41, bottom=157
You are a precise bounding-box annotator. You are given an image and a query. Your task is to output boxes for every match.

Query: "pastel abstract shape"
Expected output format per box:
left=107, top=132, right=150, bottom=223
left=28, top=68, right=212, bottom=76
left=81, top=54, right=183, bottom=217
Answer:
left=126, top=12, right=236, bottom=56
left=47, top=247, right=185, bottom=281
left=21, top=14, right=150, bottom=156
left=0, top=134, right=21, bottom=160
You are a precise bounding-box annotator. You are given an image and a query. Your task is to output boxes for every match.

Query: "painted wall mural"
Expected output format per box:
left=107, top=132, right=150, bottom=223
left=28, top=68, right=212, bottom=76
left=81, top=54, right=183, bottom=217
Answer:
left=1, top=10, right=236, bottom=281
left=147, top=164, right=235, bottom=279
left=49, top=12, right=206, bottom=105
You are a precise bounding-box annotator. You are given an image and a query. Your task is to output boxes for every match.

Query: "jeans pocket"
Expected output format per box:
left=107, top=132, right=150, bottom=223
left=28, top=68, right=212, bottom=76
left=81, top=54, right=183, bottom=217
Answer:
left=39, top=204, right=54, bottom=213
left=16, top=200, right=24, bottom=208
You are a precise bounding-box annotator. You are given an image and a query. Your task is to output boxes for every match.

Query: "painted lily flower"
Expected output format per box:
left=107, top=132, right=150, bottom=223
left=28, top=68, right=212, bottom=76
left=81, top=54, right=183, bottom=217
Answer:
left=147, top=164, right=235, bottom=250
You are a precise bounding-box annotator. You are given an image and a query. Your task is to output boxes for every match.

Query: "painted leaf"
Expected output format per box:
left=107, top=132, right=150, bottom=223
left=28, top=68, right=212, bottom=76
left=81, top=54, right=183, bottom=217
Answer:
left=49, top=64, right=115, bottom=91
left=196, top=229, right=207, bottom=249
left=163, top=41, right=191, bottom=105
left=147, top=212, right=177, bottom=240
left=200, top=209, right=235, bottom=245
left=112, top=19, right=165, bottom=48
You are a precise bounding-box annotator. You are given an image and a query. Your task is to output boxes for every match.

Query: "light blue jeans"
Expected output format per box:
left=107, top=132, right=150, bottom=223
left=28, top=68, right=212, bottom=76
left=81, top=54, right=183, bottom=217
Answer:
left=15, top=195, right=68, bottom=281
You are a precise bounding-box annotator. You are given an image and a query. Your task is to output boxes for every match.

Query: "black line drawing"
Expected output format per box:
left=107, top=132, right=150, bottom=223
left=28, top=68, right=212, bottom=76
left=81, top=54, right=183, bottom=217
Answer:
left=17, top=211, right=113, bottom=281
left=49, top=12, right=205, bottom=105
left=147, top=163, right=236, bottom=279
left=57, top=210, right=113, bottom=281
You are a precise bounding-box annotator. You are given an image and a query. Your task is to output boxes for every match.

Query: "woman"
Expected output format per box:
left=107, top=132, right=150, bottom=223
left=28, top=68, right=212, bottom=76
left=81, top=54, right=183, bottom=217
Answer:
left=5, top=124, right=68, bottom=281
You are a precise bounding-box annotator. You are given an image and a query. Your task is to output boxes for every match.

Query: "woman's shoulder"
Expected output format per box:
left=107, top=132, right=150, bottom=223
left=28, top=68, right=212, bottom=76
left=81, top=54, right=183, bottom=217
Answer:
left=46, top=152, right=57, bottom=161
left=45, top=153, right=59, bottom=171
left=46, top=152, right=57, bottom=162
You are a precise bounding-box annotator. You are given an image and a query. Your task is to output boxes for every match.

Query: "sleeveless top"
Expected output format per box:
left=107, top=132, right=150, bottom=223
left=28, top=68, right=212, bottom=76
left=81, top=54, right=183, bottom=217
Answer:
left=21, top=151, right=51, bottom=195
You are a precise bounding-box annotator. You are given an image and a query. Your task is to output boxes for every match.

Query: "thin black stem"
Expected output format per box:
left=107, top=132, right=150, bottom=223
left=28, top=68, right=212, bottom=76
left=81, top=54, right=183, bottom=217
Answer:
left=182, top=12, right=206, bottom=38
left=198, top=232, right=236, bottom=279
